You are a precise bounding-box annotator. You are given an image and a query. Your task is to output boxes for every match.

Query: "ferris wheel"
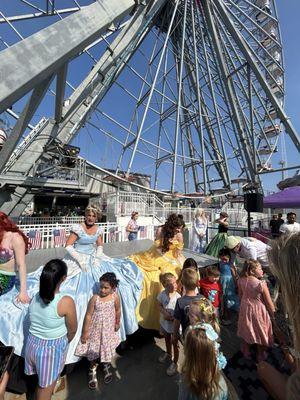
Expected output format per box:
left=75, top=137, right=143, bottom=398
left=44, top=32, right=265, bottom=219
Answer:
left=0, top=0, right=299, bottom=214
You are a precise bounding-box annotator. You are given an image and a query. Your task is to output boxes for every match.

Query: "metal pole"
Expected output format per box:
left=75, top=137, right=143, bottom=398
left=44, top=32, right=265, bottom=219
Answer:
left=126, top=0, right=180, bottom=176
left=171, top=0, right=188, bottom=193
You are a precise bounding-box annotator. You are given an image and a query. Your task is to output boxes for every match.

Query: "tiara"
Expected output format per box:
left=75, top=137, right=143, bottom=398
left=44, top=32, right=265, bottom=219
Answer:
left=86, top=205, right=100, bottom=213
left=188, top=323, right=227, bottom=370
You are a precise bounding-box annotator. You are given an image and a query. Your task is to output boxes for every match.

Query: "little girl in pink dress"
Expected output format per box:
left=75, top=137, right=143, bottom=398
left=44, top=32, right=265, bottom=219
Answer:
left=76, top=272, right=121, bottom=388
left=237, top=259, right=275, bottom=362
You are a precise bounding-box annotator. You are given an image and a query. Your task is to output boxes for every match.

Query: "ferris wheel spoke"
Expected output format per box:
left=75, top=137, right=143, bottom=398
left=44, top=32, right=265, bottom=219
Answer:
left=195, top=11, right=232, bottom=188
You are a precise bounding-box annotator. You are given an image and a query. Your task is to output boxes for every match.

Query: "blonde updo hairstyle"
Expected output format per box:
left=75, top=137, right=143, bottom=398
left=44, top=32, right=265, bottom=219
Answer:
left=85, top=204, right=102, bottom=221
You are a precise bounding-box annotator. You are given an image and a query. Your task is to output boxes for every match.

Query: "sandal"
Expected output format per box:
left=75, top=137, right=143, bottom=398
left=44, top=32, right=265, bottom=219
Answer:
left=103, top=363, right=113, bottom=384
left=88, top=364, right=98, bottom=390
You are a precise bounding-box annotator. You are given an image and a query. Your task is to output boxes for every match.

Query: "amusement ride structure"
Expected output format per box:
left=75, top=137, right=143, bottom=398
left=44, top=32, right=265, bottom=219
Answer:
left=0, top=0, right=299, bottom=217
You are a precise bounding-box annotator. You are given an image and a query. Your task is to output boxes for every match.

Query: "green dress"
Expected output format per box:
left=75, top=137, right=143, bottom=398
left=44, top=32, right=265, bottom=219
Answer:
left=205, top=224, right=228, bottom=258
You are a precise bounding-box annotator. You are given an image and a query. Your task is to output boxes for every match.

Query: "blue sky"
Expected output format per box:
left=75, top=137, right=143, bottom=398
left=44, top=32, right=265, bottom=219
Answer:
left=268, top=0, right=300, bottom=190
left=0, top=1, right=299, bottom=194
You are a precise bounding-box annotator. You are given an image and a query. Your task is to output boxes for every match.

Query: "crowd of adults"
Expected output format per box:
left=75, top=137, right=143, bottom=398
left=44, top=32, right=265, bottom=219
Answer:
left=0, top=207, right=299, bottom=400
left=270, top=212, right=300, bottom=238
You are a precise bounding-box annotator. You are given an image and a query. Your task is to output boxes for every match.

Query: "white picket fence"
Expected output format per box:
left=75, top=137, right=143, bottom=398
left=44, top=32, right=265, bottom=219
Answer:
left=19, top=220, right=251, bottom=252
left=20, top=222, right=159, bottom=250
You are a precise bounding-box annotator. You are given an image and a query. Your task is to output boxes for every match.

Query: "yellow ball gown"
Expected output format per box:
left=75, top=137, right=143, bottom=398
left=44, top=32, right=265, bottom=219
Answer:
left=129, top=239, right=184, bottom=330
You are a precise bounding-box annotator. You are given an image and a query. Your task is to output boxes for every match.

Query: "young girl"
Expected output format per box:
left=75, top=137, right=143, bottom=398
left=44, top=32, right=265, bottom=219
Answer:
left=237, top=259, right=275, bottom=362
left=157, top=272, right=181, bottom=376
left=218, top=248, right=239, bottom=325
left=76, top=272, right=121, bottom=388
left=25, top=259, right=77, bottom=400
left=188, top=297, right=220, bottom=335
left=179, top=323, right=228, bottom=400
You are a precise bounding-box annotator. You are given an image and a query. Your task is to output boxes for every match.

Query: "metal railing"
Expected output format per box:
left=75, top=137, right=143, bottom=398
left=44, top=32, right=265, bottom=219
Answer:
left=13, top=216, right=85, bottom=225
left=18, top=219, right=273, bottom=252
left=18, top=221, right=159, bottom=250
left=105, top=191, right=165, bottom=221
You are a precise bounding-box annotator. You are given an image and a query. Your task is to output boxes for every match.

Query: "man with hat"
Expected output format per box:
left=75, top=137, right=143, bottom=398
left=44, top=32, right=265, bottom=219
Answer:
left=225, top=236, right=271, bottom=269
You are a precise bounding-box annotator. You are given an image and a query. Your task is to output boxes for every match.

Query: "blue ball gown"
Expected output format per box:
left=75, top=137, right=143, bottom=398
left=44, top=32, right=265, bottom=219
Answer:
left=0, top=224, right=143, bottom=365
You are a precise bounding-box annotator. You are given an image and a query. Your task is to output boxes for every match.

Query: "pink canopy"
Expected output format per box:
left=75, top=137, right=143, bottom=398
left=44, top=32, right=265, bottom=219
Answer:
left=264, top=186, right=300, bottom=208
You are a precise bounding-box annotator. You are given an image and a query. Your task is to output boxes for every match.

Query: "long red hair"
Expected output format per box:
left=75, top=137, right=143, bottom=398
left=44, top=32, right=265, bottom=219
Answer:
left=0, top=212, right=29, bottom=254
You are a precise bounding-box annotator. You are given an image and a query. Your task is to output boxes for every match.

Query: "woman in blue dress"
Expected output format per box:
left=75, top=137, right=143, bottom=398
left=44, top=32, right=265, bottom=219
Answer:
left=0, top=205, right=143, bottom=373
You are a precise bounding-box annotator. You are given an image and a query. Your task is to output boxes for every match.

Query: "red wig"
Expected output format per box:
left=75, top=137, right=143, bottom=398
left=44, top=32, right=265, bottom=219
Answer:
left=0, top=212, right=29, bottom=254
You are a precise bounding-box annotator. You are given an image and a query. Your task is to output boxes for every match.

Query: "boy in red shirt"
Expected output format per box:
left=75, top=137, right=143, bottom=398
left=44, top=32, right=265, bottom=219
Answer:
left=199, top=265, right=223, bottom=318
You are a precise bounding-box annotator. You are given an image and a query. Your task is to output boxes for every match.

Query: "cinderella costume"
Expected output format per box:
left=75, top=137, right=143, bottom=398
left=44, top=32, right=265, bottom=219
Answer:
left=0, top=224, right=143, bottom=365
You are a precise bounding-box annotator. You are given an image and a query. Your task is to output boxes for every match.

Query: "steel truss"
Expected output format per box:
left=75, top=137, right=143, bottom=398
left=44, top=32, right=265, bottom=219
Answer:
left=0, top=0, right=299, bottom=216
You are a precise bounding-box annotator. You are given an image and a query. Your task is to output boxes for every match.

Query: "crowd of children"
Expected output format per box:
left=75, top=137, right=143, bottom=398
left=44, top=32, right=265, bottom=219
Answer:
left=155, top=247, right=278, bottom=399
left=18, top=242, right=279, bottom=400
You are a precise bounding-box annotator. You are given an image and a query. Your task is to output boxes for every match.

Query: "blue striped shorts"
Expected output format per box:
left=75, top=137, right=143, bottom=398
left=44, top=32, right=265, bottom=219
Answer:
left=25, top=333, right=68, bottom=388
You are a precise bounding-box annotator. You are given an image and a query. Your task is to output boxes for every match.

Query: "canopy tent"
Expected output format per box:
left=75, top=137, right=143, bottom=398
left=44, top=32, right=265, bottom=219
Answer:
left=264, top=186, right=300, bottom=208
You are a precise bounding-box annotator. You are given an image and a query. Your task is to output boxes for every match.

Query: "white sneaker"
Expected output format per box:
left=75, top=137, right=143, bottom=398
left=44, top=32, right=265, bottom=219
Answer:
left=158, top=352, right=170, bottom=363
left=166, top=362, right=178, bottom=376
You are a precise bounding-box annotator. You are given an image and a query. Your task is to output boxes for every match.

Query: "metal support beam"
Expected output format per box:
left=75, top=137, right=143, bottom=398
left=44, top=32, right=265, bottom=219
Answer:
left=214, top=0, right=300, bottom=153
left=0, top=0, right=138, bottom=113
left=0, top=0, right=168, bottom=215
left=0, top=8, right=81, bottom=24
left=0, top=75, right=53, bottom=172
left=202, top=0, right=258, bottom=186
left=55, top=64, right=68, bottom=123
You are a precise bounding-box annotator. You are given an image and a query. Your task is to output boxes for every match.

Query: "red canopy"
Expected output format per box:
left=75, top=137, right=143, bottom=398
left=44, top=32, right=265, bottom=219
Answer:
left=264, top=186, right=300, bottom=208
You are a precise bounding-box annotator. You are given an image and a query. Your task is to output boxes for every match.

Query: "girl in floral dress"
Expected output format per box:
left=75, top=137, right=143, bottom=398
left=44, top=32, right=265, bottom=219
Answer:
left=76, top=272, right=121, bottom=388
left=237, top=259, right=275, bottom=362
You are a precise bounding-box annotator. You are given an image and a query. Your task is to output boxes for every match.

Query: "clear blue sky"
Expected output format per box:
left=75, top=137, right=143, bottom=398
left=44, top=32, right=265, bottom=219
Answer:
left=0, top=1, right=299, bottom=193
left=267, top=0, right=300, bottom=190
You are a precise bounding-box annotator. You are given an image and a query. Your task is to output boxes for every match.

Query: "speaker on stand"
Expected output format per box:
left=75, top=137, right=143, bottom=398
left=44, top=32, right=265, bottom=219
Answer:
left=244, top=193, right=264, bottom=236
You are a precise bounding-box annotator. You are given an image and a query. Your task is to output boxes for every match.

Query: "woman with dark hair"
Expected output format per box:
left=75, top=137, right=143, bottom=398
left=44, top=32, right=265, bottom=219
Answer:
left=0, top=211, right=30, bottom=303
left=155, top=213, right=185, bottom=241
left=130, top=213, right=185, bottom=330
left=205, top=212, right=229, bottom=258
left=25, top=259, right=77, bottom=400
left=0, top=204, right=142, bottom=395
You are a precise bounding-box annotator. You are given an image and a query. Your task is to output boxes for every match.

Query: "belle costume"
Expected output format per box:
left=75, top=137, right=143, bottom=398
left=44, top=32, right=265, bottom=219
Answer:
left=130, top=239, right=184, bottom=330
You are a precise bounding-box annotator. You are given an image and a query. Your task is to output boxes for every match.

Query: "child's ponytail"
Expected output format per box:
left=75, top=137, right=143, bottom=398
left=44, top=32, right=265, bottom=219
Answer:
left=39, top=259, right=67, bottom=304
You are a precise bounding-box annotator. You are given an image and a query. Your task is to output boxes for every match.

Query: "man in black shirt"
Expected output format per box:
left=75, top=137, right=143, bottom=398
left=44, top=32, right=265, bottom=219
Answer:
left=269, top=214, right=280, bottom=238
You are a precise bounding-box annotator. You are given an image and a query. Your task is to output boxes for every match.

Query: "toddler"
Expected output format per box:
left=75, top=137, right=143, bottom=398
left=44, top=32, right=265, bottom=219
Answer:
left=219, top=248, right=239, bottom=324
left=199, top=265, right=223, bottom=318
left=173, top=268, right=203, bottom=362
left=178, top=258, right=199, bottom=295
left=157, top=272, right=181, bottom=376
left=76, top=272, right=121, bottom=388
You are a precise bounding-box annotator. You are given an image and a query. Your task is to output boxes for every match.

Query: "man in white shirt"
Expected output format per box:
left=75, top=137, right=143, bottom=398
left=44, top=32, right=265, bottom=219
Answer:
left=225, top=236, right=271, bottom=269
left=279, top=212, right=300, bottom=235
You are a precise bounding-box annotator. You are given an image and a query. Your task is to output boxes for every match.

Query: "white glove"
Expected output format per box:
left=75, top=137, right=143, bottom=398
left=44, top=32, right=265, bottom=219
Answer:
left=65, top=245, right=88, bottom=271
left=93, top=246, right=110, bottom=266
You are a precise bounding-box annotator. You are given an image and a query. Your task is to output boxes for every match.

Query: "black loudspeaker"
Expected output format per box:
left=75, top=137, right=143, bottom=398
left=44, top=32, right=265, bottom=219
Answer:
left=244, top=193, right=264, bottom=213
